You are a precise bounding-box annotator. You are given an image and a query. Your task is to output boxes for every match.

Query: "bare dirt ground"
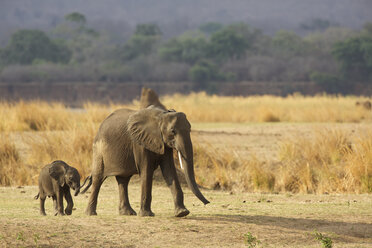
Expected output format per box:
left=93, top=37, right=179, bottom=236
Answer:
left=1, top=123, right=372, bottom=247
left=1, top=180, right=372, bottom=248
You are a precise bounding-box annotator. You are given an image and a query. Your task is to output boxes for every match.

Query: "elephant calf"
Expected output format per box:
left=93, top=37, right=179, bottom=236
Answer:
left=34, top=160, right=81, bottom=216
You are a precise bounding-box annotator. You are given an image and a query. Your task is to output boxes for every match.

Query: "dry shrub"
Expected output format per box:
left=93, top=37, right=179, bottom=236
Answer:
left=344, top=133, right=372, bottom=192
left=0, top=101, right=72, bottom=131
left=192, top=128, right=372, bottom=194
left=0, top=134, right=36, bottom=185
left=193, top=143, right=275, bottom=192
left=0, top=134, right=21, bottom=185
left=277, top=129, right=372, bottom=193
left=25, top=124, right=97, bottom=183
left=82, top=102, right=112, bottom=124
left=258, top=107, right=281, bottom=122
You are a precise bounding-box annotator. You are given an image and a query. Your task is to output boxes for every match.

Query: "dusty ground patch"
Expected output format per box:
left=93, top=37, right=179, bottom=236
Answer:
left=0, top=178, right=371, bottom=247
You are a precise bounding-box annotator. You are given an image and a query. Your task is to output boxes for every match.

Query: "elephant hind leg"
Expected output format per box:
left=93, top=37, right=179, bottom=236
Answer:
left=85, top=175, right=105, bottom=216
left=52, top=195, right=58, bottom=216
left=39, top=195, right=47, bottom=216
left=86, top=147, right=105, bottom=216
left=116, top=176, right=137, bottom=216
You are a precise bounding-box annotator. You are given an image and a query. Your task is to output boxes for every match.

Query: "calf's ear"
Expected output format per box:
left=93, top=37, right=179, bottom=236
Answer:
left=49, top=163, right=66, bottom=187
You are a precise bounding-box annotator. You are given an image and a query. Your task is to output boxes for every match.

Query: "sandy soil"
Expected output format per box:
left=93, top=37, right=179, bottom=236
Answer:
left=0, top=178, right=371, bottom=248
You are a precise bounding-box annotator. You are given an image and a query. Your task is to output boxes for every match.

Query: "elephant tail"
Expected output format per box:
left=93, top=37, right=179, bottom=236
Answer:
left=80, top=175, right=92, bottom=194
left=34, top=193, right=39, bottom=200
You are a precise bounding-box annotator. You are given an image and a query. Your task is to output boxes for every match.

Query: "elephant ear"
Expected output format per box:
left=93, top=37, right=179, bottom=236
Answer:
left=127, top=107, right=165, bottom=154
left=49, top=162, right=67, bottom=187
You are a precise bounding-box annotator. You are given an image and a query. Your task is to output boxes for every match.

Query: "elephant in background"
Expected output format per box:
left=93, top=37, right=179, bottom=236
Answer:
left=140, top=87, right=167, bottom=110
left=34, top=160, right=81, bottom=216
left=81, top=106, right=209, bottom=217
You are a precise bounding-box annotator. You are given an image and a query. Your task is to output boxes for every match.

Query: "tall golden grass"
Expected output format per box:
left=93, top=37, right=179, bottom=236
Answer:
left=194, top=129, right=372, bottom=193
left=0, top=95, right=371, bottom=193
left=1, top=93, right=372, bottom=133
left=0, top=101, right=74, bottom=132
left=162, top=92, right=372, bottom=123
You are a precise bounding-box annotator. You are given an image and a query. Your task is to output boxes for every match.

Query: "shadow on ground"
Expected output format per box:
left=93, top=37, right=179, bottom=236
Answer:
left=188, top=214, right=372, bottom=239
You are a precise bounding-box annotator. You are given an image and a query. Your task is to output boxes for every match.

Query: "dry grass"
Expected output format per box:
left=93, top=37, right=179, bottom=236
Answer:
left=0, top=133, right=39, bottom=186
left=4, top=125, right=370, bottom=193
left=193, top=128, right=372, bottom=194
left=0, top=101, right=73, bottom=132
left=162, top=92, right=372, bottom=123
left=0, top=93, right=371, bottom=133
left=24, top=124, right=97, bottom=180
left=0, top=95, right=372, bottom=193
left=0, top=100, right=134, bottom=132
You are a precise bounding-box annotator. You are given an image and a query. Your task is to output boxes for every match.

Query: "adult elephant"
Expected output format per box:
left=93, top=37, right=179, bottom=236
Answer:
left=81, top=106, right=209, bottom=217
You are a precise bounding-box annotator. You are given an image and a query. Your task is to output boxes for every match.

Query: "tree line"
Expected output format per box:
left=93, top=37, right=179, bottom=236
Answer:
left=0, top=12, right=372, bottom=93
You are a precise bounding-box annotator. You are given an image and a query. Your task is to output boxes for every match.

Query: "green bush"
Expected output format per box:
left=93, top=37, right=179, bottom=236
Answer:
left=0, top=29, right=71, bottom=65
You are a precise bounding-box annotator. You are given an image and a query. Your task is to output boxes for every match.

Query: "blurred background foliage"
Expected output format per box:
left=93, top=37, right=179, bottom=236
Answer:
left=1, top=12, right=372, bottom=93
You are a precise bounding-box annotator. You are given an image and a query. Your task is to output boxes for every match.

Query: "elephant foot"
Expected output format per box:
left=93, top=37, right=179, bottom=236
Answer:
left=85, top=208, right=97, bottom=216
left=175, top=207, right=190, bottom=217
left=40, top=211, right=46, bottom=216
left=65, top=208, right=72, bottom=215
left=119, top=207, right=137, bottom=216
left=139, top=209, right=155, bottom=217
left=55, top=211, right=65, bottom=216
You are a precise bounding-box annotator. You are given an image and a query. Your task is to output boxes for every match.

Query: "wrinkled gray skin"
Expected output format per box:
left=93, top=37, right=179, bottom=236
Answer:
left=82, top=106, right=209, bottom=217
left=35, top=160, right=81, bottom=216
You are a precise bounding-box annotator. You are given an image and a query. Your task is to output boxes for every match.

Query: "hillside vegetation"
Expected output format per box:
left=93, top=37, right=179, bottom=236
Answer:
left=1, top=10, right=372, bottom=94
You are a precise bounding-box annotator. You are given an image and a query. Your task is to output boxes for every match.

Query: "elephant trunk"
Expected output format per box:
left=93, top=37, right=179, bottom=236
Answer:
left=74, top=187, right=80, bottom=196
left=177, top=136, right=209, bottom=205
left=74, top=183, right=80, bottom=196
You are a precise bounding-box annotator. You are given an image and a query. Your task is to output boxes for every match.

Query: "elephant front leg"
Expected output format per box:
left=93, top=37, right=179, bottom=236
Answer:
left=116, top=176, right=137, bottom=216
left=160, top=149, right=189, bottom=217
left=52, top=196, right=58, bottom=216
left=55, top=190, right=65, bottom=216
left=138, top=161, right=156, bottom=217
left=64, top=189, right=73, bottom=215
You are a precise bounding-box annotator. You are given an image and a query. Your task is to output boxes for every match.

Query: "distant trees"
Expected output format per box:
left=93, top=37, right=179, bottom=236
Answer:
left=65, top=12, right=86, bottom=25
left=117, top=23, right=162, bottom=61
left=208, top=27, right=249, bottom=61
left=272, top=30, right=312, bottom=56
left=159, top=35, right=208, bottom=64
left=1, top=12, right=371, bottom=93
left=332, top=35, right=372, bottom=82
left=0, top=29, right=71, bottom=65
left=199, top=22, right=223, bottom=35
left=300, top=18, right=338, bottom=32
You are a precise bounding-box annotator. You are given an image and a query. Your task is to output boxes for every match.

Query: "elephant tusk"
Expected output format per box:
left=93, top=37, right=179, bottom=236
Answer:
left=178, top=151, right=184, bottom=170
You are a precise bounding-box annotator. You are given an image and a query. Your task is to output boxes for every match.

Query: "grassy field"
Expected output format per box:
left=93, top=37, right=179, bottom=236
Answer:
left=1, top=94, right=371, bottom=193
left=0, top=94, right=372, bottom=247
left=0, top=178, right=371, bottom=247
